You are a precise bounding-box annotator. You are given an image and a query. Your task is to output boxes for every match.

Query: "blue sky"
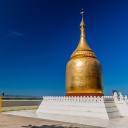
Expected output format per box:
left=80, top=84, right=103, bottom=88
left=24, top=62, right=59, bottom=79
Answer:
left=0, top=0, right=128, bottom=96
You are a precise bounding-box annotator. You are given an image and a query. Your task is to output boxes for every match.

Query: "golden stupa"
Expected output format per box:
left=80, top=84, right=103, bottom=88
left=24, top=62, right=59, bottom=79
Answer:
left=66, top=10, right=103, bottom=96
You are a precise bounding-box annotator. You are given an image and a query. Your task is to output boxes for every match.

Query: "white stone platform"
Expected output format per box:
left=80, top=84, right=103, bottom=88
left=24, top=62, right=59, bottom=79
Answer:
left=36, top=95, right=128, bottom=120
left=3, top=110, right=128, bottom=128
left=3, top=92, right=128, bottom=128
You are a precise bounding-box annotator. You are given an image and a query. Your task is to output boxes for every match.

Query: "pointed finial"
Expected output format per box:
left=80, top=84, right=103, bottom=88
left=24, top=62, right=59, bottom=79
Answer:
left=70, top=8, right=96, bottom=59
left=80, top=8, right=85, bottom=28
left=80, top=8, right=84, bottom=20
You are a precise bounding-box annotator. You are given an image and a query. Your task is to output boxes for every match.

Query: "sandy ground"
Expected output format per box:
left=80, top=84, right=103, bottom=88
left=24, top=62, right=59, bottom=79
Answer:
left=0, top=113, right=103, bottom=128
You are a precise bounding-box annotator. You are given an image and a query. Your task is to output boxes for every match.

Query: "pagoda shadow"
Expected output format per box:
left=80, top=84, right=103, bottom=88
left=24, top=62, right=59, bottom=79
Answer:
left=21, top=124, right=98, bottom=128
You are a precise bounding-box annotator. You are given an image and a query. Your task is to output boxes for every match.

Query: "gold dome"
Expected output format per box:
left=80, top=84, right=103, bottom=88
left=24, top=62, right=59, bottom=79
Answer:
left=66, top=10, right=103, bottom=96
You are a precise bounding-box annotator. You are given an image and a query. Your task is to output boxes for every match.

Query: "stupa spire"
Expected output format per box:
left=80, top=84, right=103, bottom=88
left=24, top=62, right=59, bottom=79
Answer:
left=79, top=8, right=86, bottom=40
left=71, top=9, right=96, bottom=59
left=80, top=8, right=84, bottom=21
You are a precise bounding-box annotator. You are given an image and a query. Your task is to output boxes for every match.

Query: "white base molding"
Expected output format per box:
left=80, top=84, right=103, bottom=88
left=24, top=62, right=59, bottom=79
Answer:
left=37, top=92, right=128, bottom=122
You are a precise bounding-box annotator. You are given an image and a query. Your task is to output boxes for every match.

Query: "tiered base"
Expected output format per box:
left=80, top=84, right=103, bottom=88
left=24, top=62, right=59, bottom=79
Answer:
left=36, top=96, right=125, bottom=120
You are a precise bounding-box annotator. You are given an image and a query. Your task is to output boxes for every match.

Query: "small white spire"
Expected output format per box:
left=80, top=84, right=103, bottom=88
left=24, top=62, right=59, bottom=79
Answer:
left=80, top=8, right=84, bottom=21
